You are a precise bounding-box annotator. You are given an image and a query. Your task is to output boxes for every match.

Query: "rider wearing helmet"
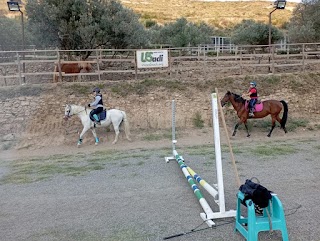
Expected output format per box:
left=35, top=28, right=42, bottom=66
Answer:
left=88, top=87, right=104, bottom=124
left=242, top=81, right=258, bottom=117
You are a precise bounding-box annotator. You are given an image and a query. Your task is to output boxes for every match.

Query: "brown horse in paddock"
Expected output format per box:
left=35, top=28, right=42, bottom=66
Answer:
left=220, top=91, right=288, bottom=137
left=53, top=62, right=92, bottom=82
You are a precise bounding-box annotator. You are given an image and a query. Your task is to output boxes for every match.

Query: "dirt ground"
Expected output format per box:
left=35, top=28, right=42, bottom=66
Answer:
left=1, top=126, right=320, bottom=241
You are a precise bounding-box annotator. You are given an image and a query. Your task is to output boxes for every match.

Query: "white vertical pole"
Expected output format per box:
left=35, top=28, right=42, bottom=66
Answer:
left=172, top=100, right=176, bottom=152
left=211, top=93, right=226, bottom=213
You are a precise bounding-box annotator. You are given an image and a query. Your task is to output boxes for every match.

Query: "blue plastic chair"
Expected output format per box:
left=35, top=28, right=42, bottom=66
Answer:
left=235, top=191, right=289, bottom=241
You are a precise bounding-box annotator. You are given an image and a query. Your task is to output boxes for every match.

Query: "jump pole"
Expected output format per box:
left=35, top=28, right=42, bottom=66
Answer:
left=165, top=94, right=236, bottom=226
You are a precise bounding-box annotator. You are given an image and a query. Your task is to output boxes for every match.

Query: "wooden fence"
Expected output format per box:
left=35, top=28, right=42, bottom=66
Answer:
left=1, top=42, right=320, bottom=86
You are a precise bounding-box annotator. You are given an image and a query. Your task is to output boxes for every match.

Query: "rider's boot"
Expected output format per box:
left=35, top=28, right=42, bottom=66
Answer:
left=249, top=108, right=254, bottom=117
left=93, top=114, right=101, bottom=125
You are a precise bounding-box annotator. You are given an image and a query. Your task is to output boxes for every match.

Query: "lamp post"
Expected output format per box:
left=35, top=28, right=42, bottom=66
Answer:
left=268, top=0, right=286, bottom=73
left=268, top=0, right=286, bottom=49
left=7, top=0, right=26, bottom=83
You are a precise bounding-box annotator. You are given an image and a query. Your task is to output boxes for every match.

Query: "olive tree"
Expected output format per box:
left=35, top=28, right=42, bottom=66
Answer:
left=287, top=0, right=320, bottom=42
left=0, top=16, right=33, bottom=50
left=149, top=18, right=214, bottom=47
left=231, top=20, right=283, bottom=45
left=26, top=0, right=149, bottom=52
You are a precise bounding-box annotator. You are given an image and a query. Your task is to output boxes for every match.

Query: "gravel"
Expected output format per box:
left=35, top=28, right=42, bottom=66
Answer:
left=0, top=129, right=319, bottom=241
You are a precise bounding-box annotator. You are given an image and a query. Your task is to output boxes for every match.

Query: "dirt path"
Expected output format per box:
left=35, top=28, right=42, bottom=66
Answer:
left=1, top=126, right=318, bottom=161
left=0, top=128, right=319, bottom=241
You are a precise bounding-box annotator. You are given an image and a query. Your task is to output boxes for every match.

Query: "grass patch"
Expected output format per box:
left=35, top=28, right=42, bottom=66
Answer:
left=110, top=79, right=187, bottom=97
left=66, top=83, right=90, bottom=95
left=250, top=144, right=297, bottom=157
left=0, top=149, right=155, bottom=185
left=192, top=111, right=205, bottom=129
left=142, top=129, right=174, bottom=141
left=286, top=118, right=309, bottom=132
left=183, top=144, right=214, bottom=156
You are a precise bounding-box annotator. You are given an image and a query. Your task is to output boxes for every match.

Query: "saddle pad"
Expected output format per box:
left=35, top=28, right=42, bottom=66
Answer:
left=245, top=101, right=263, bottom=112
left=99, top=110, right=107, bottom=120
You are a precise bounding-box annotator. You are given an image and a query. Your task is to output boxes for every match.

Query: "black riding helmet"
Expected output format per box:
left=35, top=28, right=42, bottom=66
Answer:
left=92, top=87, right=100, bottom=93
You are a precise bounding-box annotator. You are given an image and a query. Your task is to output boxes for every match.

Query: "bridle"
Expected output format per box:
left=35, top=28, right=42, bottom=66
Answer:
left=221, top=94, right=231, bottom=107
left=65, top=105, right=87, bottom=119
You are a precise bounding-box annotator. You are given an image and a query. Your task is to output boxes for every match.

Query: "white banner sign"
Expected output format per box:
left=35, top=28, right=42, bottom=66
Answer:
left=136, top=50, right=169, bottom=68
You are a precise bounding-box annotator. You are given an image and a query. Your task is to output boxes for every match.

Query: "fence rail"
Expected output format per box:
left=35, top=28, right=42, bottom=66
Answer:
left=1, top=42, right=320, bottom=86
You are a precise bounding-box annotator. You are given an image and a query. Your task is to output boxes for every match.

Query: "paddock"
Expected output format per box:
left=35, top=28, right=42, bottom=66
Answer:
left=0, top=128, right=318, bottom=241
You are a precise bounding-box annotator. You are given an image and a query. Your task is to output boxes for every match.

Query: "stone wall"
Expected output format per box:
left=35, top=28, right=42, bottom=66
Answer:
left=0, top=74, right=319, bottom=150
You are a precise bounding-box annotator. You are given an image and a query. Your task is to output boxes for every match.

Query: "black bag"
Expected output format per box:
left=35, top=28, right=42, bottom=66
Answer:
left=239, top=179, right=272, bottom=208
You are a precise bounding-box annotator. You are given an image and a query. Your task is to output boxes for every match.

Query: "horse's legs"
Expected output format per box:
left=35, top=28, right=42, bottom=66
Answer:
left=232, top=123, right=239, bottom=136
left=112, top=125, right=120, bottom=144
left=244, top=122, right=251, bottom=137
left=91, top=128, right=99, bottom=145
left=275, top=115, right=288, bottom=134
left=267, top=117, right=276, bottom=137
left=233, top=119, right=250, bottom=137
left=78, top=126, right=90, bottom=146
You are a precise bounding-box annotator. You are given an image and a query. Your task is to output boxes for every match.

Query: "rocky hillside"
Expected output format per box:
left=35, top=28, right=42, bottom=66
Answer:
left=0, top=71, right=319, bottom=150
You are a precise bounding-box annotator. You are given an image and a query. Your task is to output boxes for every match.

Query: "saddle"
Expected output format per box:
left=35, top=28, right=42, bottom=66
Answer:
left=245, top=100, right=263, bottom=112
left=98, top=109, right=107, bottom=121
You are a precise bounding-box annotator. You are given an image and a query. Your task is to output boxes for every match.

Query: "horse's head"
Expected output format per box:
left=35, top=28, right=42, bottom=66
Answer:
left=64, top=104, right=72, bottom=120
left=221, top=91, right=232, bottom=107
left=221, top=91, right=245, bottom=107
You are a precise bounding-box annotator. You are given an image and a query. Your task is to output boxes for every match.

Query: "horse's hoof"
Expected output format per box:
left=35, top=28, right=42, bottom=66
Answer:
left=95, top=142, right=98, bottom=145
left=267, top=134, right=271, bottom=137
left=247, top=135, right=250, bottom=138
left=112, top=141, right=117, bottom=145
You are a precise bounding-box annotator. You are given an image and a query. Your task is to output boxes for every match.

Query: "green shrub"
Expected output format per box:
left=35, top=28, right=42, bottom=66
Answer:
left=192, top=112, right=204, bottom=128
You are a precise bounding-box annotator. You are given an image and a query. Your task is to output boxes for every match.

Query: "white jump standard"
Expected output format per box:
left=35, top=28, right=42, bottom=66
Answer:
left=165, top=94, right=236, bottom=226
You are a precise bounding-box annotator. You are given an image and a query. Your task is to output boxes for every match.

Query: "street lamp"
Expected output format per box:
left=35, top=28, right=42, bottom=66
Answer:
left=7, top=0, right=26, bottom=83
left=269, top=0, right=286, bottom=48
left=268, top=0, right=286, bottom=73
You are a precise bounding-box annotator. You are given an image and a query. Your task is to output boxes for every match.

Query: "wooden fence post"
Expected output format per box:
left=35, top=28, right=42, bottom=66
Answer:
left=96, top=50, right=101, bottom=81
left=57, top=50, right=62, bottom=82
left=302, top=43, right=305, bottom=72
left=134, top=50, right=137, bottom=80
left=168, top=49, right=171, bottom=78
left=272, top=45, right=275, bottom=74
left=16, top=53, right=22, bottom=85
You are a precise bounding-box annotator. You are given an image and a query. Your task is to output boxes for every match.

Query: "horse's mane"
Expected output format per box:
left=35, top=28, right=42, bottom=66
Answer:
left=231, top=92, right=246, bottom=104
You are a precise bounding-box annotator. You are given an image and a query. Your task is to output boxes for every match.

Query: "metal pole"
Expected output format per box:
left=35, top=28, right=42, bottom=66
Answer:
left=268, top=8, right=277, bottom=73
left=20, top=9, right=26, bottom=84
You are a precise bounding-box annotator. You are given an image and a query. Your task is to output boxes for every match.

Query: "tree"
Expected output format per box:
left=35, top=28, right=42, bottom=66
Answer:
left=149, top=18, right=214, bottom=47
left=231, top=20, right=283, bottom=45
left=287, top=0, right=320, bottom=43
left=26, top=0, right=149, bottom=52
left=0, top=16, right=33, bottom=50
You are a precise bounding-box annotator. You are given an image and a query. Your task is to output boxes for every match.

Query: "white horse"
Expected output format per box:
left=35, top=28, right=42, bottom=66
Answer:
left=64, top=104, right=131, bottom=146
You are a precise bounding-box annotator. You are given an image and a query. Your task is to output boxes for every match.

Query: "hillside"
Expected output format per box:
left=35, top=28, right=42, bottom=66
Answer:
left=120, top=0, right=297, bottom=28
left=1, top=1, right=298, bottom=28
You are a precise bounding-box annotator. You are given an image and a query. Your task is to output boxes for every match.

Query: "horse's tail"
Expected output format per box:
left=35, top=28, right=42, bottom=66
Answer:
left=121, top=111, right=131, bottom=141
left=280, top=100, right=288, bottom=129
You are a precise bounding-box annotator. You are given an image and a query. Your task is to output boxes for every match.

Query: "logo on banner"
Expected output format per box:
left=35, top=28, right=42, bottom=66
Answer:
left=136, top=50, right=168, bottom=68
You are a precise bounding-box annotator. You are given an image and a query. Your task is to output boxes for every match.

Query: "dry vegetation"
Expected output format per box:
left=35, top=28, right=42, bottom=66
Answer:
left=0, top=1, right=298, bottom=28
left=120, top=0, right=298, bottom=28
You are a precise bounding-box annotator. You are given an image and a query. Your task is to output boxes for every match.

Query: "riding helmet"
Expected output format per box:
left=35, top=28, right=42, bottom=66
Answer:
left=250, top=81, right=257, bottom=87
left=93, top=87, right=100, bottom=93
